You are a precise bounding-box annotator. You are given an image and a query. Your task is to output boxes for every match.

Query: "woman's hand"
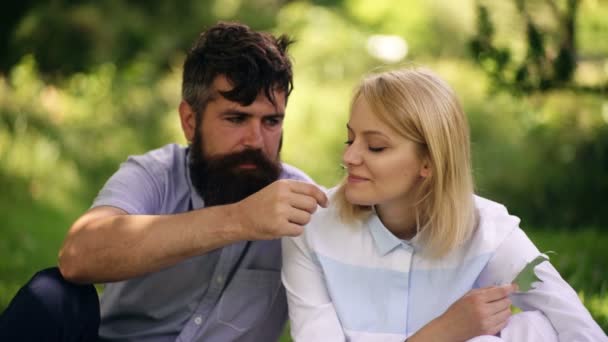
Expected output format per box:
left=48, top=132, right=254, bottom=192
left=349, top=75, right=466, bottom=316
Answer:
left=408, top=284, right=517, bottom=342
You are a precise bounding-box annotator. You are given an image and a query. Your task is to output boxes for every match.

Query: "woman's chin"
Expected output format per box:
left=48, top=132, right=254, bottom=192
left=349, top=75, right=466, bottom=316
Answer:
left=345, top=192, right=375, bottom=207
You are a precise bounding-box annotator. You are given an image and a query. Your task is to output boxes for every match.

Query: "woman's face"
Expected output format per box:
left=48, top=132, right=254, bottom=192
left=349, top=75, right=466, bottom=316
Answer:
left=343, top=96, right=428, bottom=208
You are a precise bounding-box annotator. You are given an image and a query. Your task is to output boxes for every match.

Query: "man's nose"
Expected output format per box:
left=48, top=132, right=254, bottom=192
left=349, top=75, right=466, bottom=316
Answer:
left=243, top=120, right=264, bottom=149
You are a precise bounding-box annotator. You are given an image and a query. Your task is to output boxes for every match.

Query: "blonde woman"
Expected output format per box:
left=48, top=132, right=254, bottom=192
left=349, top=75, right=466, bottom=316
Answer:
left=281, top=68, right=607, bottom=341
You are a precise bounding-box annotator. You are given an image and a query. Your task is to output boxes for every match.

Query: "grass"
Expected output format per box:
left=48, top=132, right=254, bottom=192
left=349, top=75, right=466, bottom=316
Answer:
left=0, top=191, right=79, bottom=311
left=526, top=228, right=608, bottom=330
left=1, top=192, right=606, bottom=338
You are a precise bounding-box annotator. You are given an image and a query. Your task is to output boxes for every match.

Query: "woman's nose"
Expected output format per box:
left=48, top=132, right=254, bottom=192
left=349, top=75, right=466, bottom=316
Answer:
left=342, top=142, right=362, bottom=166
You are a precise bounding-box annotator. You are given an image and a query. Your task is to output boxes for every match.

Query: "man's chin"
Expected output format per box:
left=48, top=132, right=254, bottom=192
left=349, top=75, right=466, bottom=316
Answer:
left=202, top=175, right=274, bottom=206
left=188, top=145, right=282, bottom=206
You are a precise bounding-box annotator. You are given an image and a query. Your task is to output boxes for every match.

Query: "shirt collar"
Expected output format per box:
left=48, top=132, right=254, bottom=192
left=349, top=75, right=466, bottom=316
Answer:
left=368, top=212, right=421, bottom=256
left=184, top=147, right=205, bottom=210
left=368, top=214, right=404, bottom=256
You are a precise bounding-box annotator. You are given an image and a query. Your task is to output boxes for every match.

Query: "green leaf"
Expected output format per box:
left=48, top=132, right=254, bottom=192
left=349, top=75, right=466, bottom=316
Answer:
left=512, top=252, right=555, bottom=292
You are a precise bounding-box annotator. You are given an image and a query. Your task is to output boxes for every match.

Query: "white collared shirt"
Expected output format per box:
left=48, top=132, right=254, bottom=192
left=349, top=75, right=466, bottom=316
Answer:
left=282, top=189, right=607, bottom=341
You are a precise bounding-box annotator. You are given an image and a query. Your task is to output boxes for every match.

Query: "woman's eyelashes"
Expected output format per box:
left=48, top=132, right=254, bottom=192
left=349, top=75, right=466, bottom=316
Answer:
left=368, top=146, right=386, bottom=152
left=344, top=139, right=386, bottom=153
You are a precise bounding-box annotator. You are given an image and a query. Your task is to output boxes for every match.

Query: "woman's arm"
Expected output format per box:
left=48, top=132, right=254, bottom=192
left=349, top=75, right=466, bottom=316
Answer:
left=407, top=284, right=515, bottom=342
left=479, top=227, right=607, bottom=342
left=281, top=234, right=346, bottom=341
left=283, top=230, right=514, bottom=342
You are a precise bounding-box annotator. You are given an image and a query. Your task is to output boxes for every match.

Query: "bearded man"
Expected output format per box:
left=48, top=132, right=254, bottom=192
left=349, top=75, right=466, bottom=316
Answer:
left=0, top=21, right=327, bottom=342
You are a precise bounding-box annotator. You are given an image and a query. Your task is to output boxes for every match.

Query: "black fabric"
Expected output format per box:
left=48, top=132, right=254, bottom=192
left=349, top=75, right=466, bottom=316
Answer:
left=0, top=267, right=100, bottom=342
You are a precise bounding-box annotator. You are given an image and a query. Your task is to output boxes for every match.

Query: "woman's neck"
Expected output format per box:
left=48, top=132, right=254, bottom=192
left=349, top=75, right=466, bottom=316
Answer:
left=375, top=200, right=418, bottom=240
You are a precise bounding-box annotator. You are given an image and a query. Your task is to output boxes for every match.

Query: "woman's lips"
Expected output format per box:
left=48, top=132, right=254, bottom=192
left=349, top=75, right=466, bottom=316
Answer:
left=348, top=174, right=368, bottom=183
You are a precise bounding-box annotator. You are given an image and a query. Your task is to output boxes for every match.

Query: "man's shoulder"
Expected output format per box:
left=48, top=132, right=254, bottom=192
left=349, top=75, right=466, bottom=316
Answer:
left=126, top=143, right=187, bottom=175
left=279, top=163, right=314, bottom=183
left=92, top=144, right=189, bottom=214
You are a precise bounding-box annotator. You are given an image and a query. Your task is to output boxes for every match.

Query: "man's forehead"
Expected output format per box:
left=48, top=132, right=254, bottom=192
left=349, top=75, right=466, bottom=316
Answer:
left=212, top=75, right=234, bottom=92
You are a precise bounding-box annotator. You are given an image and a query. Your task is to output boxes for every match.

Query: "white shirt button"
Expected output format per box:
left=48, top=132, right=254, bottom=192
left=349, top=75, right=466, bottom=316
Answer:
left=194, top=316, right=202, bottom=325
left=216, top=275, right=224, bottom=284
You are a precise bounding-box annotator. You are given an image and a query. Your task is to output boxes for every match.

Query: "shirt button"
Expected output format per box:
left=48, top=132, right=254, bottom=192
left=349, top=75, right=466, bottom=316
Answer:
left=216, top=275, right=224, bottom=284
left=194, top=316, right=202, bottom=325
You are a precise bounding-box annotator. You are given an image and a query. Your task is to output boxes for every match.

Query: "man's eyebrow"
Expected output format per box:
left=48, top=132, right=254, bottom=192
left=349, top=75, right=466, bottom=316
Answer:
left=220, top=110, right=285, bottom=118
left=220, top=109, right=252, bottom=117
left=265, top=112, right=285, bottom=118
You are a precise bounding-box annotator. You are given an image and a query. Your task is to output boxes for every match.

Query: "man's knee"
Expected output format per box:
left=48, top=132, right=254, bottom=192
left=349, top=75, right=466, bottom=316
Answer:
left=26, top=267, right=99, bottom=321
left=0, top=267, right=100, bottom=337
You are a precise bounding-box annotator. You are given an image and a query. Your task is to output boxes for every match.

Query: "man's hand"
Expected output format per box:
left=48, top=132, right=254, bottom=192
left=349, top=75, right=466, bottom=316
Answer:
left=408, top=284, right=516, bottom=342
left=234, top=179, right=328, bottom=240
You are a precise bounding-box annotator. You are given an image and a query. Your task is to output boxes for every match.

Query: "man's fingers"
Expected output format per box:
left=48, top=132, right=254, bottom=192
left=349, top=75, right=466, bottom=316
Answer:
left=287, top=207, right=313, bottom=226
left=288, top=181, right=328, bottom=208
left=290, top=193, right=320, bottom=214
left=283, top=223, right=305, bottom=237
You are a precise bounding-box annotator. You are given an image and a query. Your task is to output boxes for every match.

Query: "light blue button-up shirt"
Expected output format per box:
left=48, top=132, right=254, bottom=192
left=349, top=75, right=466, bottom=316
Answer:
left=282, top=188, right=607, bottom=341
left=92, top=143, right=313, bottom=341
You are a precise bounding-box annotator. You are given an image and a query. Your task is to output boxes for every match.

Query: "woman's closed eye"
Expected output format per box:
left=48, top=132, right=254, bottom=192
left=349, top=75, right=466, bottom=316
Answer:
left=368, top=146, right=386, bottom=152
left=344, top=139, right=386, bottom=152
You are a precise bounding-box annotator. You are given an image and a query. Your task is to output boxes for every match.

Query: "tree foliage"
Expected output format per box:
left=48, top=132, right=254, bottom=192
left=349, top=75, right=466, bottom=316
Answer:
left=0, top=0, right=607, bottom=228
left=470, top=0, right=607, bottom=95
left=1, top=0, right=607, bottom=331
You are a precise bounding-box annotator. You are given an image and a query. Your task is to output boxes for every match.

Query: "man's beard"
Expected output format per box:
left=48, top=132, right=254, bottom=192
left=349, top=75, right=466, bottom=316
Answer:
left=188, top=131, right=282, bottom=207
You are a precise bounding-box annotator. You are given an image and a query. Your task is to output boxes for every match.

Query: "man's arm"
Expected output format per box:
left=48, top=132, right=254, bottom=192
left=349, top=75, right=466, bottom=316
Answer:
left=59, top=179, right=327, bottom=284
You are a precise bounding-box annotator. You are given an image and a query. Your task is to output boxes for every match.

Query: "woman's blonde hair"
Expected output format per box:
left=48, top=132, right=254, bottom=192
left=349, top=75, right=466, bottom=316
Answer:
left=335, top=67, right=476, bottom=258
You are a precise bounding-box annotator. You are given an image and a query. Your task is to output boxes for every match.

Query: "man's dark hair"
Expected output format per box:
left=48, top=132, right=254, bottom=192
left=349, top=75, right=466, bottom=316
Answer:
left=182, top=22, right=294, bottom=120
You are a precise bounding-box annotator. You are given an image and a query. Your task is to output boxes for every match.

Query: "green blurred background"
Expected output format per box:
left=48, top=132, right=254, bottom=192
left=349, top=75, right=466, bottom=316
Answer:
left=1, top=0, right=606, bottom=337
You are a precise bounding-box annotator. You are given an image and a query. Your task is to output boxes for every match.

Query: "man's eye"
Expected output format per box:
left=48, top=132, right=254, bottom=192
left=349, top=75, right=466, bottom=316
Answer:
left=264, top=117, right=282, bottom=126
left=227, top=116, right=246, bottom=124
left=344, top=140, right=353, bottom=145
left=368, top=147, right=386, bottom=152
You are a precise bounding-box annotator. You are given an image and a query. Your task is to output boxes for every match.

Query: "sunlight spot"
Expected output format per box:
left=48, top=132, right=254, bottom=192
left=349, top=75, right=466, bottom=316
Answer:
left=366, top=35, right=408, bottom=63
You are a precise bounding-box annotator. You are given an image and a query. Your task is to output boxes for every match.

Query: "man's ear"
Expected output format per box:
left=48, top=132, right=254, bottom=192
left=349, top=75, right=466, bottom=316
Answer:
left=179, top=101, right=196, bottom=143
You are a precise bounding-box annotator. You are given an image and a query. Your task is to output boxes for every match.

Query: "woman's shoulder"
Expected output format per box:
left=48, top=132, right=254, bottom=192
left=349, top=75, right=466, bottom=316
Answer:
left=297, top=187, right=387, bottom=268
left=302, top=186, right=368, bottom=245
left=474, top=195, right=521, bottom=230
left=306, top=187, right=353, bottom=233
left=468, top=195, right=523, bottom=251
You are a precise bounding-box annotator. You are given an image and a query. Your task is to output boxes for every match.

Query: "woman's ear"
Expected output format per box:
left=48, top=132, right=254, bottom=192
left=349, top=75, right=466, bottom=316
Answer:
left=420, top=159, right=432, bottom=178
left=179, top=100, right=196, bottom=143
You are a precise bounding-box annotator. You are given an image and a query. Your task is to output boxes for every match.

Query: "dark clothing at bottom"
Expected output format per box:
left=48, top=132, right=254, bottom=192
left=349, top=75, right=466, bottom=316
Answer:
left=0, top=267, right=99, bottom=342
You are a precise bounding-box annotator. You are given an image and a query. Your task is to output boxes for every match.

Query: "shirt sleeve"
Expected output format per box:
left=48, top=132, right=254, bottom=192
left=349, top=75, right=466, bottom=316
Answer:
left=478, top=227, right=607, bottom=342
left=281, top=233, right=346, bottom=341
left=92, top=156, right=164, bottom=215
